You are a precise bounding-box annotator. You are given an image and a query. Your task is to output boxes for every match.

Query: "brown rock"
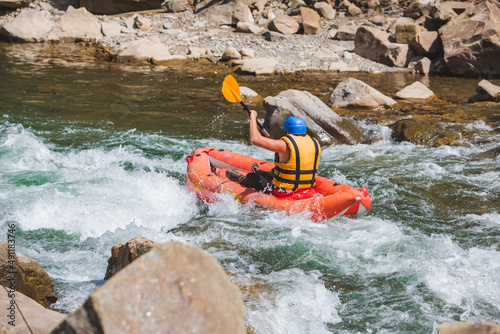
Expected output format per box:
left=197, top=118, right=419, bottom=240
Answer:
left=268, top=15, right=300, bottom=35
left=409, top=31, right=442, bottom=56
left=439, top=0, right=500, bottom=76
left=438, top=322, right=500, bottom=334
left=301, top=7, right=321, bottom=35
left=394, top=24, right=423, bottom=44
left=354, top=25, right=411, bottom=67
left=104, top=237, right=159, bottom=279
left=53, top=242, right=247, bottom=334
left=390, top=118, right=462, bottom=147
left=328, top=78, right=397, bottom=108
left=0, top=290, right=65, bottom=332
left=0, top=243, right=58, bottom=308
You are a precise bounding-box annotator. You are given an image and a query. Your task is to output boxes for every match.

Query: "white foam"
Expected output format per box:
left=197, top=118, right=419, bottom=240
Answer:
left=244, top=269, right=342, bottom=334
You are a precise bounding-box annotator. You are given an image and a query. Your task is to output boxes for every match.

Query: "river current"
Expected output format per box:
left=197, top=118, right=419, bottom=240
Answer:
left=0, top=43, right=499, bottom=333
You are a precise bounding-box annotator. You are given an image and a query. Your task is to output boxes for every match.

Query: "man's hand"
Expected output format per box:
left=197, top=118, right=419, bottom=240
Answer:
left=249, top=109, right=258, bottom=121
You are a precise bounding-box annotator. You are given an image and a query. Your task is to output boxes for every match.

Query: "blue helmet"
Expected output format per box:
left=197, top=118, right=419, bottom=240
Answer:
left=283, top=117, right=307, bottom=135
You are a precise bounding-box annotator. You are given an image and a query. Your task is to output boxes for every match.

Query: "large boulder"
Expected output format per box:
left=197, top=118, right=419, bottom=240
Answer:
left=328, top=78, right=397, bottom=108
left=196, top=0, right=252, bottom=26
left=105, top=237, right=159, bottom=280
left=354, top=25, right=411, bottom=67
left=268, top=15, right=300, bottom=35
left=439, top=0, right=500, bottom=76
left=47, top=6, right=103, bottom=42
left=301, top=7, right=321, bottom=35
left=80, top=0, right=163, bottom=15
left=51, top=242, right=247, bottom=334
left=0, top=243, right=58, bottom=308
left=0, top=8, right=55, bottom=42
left=0, top=290, right=65, bottom=332
left=263, top=89, right=365, bottom=145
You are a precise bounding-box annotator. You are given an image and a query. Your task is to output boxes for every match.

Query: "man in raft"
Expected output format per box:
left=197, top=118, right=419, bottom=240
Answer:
left=226, top=110, right=321, bottom=196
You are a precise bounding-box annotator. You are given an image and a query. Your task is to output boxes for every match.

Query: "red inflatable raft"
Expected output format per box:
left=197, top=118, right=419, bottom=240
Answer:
left=186, top=148, right=371, bottom=222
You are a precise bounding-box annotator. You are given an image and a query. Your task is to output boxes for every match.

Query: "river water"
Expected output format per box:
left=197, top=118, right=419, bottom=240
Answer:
left=0, top=43, right=499, bottom=333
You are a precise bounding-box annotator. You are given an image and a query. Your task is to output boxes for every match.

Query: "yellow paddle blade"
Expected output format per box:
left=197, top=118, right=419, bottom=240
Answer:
left=222, top=74, right=242, bottom=103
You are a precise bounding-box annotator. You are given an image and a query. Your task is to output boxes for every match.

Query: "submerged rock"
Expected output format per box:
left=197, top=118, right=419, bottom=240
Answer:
left=395, top=81, right=435, bottom=99
left=53, top=242, right=247, bottom=334
left=263, top=89, right=365, bottom=145
left=328, top=78, right=397, bottom=108
left=390, top=117, right=462, bottom=147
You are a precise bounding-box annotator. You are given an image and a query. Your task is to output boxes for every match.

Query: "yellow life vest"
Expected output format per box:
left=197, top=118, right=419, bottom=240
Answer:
left=272, top=134, right=321, bottom=191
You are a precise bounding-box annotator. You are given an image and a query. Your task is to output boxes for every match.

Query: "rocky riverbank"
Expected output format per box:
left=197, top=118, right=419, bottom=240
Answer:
left=1, top=0, right=499, bottom=77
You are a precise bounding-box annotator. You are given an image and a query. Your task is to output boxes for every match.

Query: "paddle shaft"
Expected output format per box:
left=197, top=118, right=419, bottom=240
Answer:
left=239, top=101, right=270, bottom=138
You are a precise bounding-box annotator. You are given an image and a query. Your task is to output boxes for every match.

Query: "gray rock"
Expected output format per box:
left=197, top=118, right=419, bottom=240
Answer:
left=101, top=20, right=123, bottom=37
left=395, top=81, right=435, bottom=99
left=112, top=36, right=172, bottom=63
left=236, top=21, right=264, bottom=34
left=328, top=78, right=397, bottom=108
left=263, top=89, right=364, bottom=145
left=47, top=6, right=102, bottom=42
left=407, top=55, right=432, bottom=75
left=237, top=57, right=278, bottom=75
left=0, top=8, right=54, bottom=42
left=336, top=25, right=357, bottom=41
left=314, top=2, right=335, bottom=20
left=264, top=30, right=291, bottom=41
left=51, top=242, right=247, bottom=334
left=222, top=46, right=241, bottom=60
left=439, top=0, right=500, bottom=76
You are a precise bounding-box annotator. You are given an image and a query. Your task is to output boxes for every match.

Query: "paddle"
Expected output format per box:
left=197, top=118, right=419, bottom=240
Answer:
left=222, top=74, right=270, bottom=138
